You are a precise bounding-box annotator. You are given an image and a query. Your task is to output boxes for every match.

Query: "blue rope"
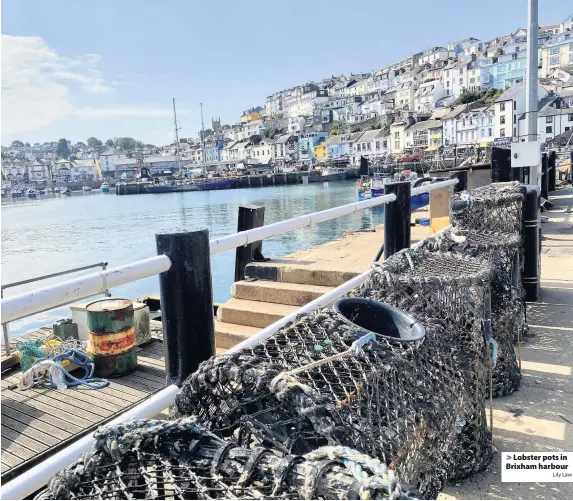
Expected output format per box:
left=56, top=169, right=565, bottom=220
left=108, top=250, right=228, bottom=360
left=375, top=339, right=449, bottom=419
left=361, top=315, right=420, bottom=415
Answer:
left=49, top=349, right=109, bottom=389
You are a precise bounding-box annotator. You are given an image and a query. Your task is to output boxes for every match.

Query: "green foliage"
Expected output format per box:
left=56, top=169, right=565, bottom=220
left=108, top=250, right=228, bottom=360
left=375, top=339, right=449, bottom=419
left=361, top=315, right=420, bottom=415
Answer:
left=87, top=137, right=103, bottom=150
left=25, top=142, right=30, bottom=147
left=11, top=140, right=24, bottom=147
left=330, top=121, right=341, bottom=136
left=115, top=137, right=138, bottom=151
left=452, top=88, right=503, bottom=106
left=105, top=139, right=114, bottom=147
left=56, top=138, right=70, bottom=159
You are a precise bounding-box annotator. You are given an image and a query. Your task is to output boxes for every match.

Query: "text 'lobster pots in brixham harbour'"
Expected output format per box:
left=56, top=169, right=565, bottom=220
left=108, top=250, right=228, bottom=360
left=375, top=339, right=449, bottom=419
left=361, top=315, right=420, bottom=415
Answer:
left=86, top=298, right=138, bottom=377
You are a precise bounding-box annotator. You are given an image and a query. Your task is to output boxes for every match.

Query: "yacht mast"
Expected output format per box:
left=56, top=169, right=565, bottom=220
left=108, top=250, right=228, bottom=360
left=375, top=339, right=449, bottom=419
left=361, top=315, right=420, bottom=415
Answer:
left=200, top=102, right=208, bottom=175
left=173, top=98, right=181, bottom=173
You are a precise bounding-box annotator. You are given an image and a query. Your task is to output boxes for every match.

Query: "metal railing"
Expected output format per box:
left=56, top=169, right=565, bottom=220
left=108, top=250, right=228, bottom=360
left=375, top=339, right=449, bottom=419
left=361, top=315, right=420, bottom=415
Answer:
left=1, top=262, right=110, bottom=357
left=0, top=177, right=459, bottom=500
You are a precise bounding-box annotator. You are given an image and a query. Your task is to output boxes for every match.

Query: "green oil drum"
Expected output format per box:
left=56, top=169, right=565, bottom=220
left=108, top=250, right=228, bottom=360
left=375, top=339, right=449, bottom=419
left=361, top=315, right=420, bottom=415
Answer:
left=86, top=298, right=138, bottom=377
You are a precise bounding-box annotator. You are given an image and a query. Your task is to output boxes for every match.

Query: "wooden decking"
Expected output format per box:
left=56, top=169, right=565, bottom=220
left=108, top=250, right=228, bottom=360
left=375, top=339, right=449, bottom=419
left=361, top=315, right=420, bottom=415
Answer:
left=0, top=327, right=167, bottom=482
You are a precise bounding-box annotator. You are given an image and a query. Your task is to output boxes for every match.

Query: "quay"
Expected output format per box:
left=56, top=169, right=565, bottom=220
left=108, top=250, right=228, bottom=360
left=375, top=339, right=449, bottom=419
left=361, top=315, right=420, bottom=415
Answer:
left=1, top=173, right=572, bottom=499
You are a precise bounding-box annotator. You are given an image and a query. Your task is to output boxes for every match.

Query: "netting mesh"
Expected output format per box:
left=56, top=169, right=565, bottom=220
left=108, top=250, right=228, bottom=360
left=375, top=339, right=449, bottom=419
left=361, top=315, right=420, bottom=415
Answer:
left=420, top=228, right=525, bottom=397
left=37, top=418, right=418, bottom=500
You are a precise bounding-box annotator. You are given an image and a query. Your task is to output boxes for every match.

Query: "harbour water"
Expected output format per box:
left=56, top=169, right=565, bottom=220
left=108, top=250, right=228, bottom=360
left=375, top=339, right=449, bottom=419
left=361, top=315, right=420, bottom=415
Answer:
left=1, top=180, right=403, bottom=338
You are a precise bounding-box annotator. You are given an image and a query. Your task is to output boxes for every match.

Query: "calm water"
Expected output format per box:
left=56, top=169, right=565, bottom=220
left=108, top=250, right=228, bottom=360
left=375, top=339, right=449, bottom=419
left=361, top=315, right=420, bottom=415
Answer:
left=2, top=180, right=388, bottom=337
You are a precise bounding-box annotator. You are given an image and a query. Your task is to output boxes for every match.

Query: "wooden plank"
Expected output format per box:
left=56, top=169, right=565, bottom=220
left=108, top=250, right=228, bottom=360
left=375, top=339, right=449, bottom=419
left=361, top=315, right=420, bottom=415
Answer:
left=92, top=382, right=147, bottom=401
left=73, top=386, right=138, bottom=408
left=1, top=426, right=48, bottom=454
left=24, top=388, right=115, bottom=419
left=136, top=364, right=168, bottom=380
left=1, top=401, right=74, bottom=438
left=136, top=356, right=165, bottom=369
left=1, top=415, right=62, bottom=447
left=113, top=375, right=163, bottom=393
left=125, top=370, right=165, bottom=387
left=1, top=451, right=22, bottom=471
left=2, top=391, right=92, bottom=429
left=1, top=436, right=36, bottom=461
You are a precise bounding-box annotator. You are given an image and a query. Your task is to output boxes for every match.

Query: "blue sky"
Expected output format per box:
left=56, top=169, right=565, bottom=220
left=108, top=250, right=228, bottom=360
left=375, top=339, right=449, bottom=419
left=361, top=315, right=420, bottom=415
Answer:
left=1, top=0, right=570, bottom=146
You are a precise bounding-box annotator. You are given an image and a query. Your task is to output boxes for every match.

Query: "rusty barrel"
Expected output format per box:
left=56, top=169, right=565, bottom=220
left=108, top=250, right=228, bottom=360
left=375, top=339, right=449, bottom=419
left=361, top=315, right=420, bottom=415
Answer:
left=86, top=298, right=138, bottom=377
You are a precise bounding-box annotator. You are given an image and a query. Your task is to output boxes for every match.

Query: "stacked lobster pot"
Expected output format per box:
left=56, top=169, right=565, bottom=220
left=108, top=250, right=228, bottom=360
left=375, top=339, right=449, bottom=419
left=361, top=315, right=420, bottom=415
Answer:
left=171, top=301, right=473, bottom=499
left=446, top=181, right=526, bottom=396
left=357, top=249, right=494, bottom=480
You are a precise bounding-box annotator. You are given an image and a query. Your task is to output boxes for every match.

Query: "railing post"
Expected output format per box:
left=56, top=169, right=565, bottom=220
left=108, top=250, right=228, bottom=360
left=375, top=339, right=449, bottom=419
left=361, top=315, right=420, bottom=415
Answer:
left=235, top=206, right=266, bottom=282
left=521, top=186, right=540, bottom=302
left=571, top=150, right=573, bottom=185
left=548, top=150, right=556, bottom=192
left=101, top=262, right=110, bottom=297
left=540, top=153, right=548, bottom=200
left=156, top=229, right=215, bottom=386
left=450, top=171, right=467, bottom=192
left=1, top=288, right=10, bottom=357
left=384, top=181, right=411, bottom=260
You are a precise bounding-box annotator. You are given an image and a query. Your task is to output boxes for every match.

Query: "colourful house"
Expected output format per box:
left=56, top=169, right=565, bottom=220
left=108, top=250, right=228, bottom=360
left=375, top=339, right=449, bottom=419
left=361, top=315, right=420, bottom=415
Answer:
left=314, top=138, right=328, bottom=160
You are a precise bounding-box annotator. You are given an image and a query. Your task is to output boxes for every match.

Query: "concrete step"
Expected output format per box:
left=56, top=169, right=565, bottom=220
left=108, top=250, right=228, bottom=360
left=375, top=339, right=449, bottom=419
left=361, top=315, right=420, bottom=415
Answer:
left=245, top=261, right=359, bottom=287
left=232, top=280, right=333, bottom=306
left=215, top=321, right=260, bottom=349
left=216, top=298, right=299, bottom=328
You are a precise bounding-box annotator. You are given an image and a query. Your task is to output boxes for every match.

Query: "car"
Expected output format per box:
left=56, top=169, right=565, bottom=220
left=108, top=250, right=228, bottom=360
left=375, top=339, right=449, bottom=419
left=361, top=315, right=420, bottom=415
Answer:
left=398, top=155, right=421, bottom=163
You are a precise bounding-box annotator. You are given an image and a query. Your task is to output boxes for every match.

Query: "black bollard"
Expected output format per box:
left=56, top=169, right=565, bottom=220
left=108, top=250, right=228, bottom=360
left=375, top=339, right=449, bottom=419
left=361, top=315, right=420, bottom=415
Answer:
left=235, top=206, right=267, bottom=282
left=450, top=170, right=468, bottom=192
left=548, top=151, right=556, bottom=192
left=571, top=151, right=573, bottom=185
left=156, top=228, right=215, bottom=386
left=540, top=153, right=548, bottom=201
left=521, top=186, right=540, bottom=302
left=384, top=181, right=411, bottom=260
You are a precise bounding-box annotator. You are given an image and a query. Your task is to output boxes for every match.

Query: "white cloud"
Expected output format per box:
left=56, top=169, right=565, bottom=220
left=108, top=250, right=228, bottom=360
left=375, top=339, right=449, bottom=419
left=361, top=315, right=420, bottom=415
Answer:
left=1, top=35, right=183, bottom=143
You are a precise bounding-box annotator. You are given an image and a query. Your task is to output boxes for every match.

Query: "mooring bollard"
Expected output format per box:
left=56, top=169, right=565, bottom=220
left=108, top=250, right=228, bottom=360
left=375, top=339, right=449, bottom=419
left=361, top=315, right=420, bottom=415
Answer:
left=156, top=228, right=215, bottom=386
left=548, top=150, right=556, bottom=192
left=540, top=153, right=548, bottom=201
left=571, top=151, right=573, bottom=185
left=235, top=206, right=266, bottom=282
left=521, top=186, right=540, bottom=302
left=384, top=181, right=411, bottom=260
left=450, top=171, right=468, bottom=192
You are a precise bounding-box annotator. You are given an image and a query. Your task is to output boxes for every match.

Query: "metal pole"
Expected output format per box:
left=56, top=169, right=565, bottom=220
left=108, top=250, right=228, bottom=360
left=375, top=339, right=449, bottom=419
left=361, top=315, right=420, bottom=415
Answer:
left=1, top=288, right=10, bottom=357
left=525, top=0, right=540, bottom=187
left=235, top=206, right=266, bottom=282
left=548, top=150, right=556, bottom=192
left=384, top=181, right=411, bottom=260
left=521, top=185, right=540, bottom=301
left=540, top=153, right=548, bottom=200
left=101, top=262, right=110, bottom=297
left=200, top=103, right=208, bottom=175
left=156, top=229, right=215, bottom=386
left=450, top=170, right=468, bottom=192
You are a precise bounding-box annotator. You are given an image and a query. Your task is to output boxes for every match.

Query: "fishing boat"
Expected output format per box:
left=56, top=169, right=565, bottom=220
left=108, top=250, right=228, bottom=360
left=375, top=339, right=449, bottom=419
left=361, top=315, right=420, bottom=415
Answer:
left=100, top=182, right=110, bottom=193
left=60, top=187, right=72, bottom=196
left=144, top=183, right=181, bottom=194
left=82, top=186, right=92, bottom=192
left=194, top=178, right=236, bottom=191
left=308, top=166, right=348, bottom=183
left=356, top=170, right=431, bottom=206
left=38, top=189, right=46, bottom=195
left=26, top=188, right=37, bottom=198
left=11, top=187, right=23, bottom=197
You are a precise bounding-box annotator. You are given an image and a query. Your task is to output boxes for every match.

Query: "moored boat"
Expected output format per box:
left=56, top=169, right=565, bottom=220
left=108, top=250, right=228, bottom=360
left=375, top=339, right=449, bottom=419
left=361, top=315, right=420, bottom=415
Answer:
left=194, top=178, right=236, bottom=191
left=356, top=170, right=431, bottom=206
left=26, top=188, right=37, bottom=198
left=100, top=182, right=110, bottom=193
left=60, top=187, right=72, bottom=196
left=82, top=186, right=92, bottom=192
left=308, top=167, right=348, bottom=183
left=11, top=188, right=23, bottom=197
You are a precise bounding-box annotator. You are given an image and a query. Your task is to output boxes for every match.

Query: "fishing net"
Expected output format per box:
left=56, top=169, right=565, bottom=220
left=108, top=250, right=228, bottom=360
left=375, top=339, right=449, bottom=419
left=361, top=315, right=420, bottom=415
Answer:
left=16, top=335, right=88, bottom=372
left=420, top=228, right=524, bottom=397
left=356, top=248, right=494, bottom=480
left=37, top=417, right=418, bottom=500
left=450, top=181, right=524, bottom=235
left=173, top=298, right=475, bottom=498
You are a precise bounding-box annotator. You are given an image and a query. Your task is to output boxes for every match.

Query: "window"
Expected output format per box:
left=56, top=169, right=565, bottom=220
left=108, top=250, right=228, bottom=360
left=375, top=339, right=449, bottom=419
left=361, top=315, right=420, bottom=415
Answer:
left=500, top=116, right=506, bottom=124
left=566, top=127, right=571, bottom=132
left=570, top=54, right=573, bottom=62
left=569, top=114, right=573, bottom=121
left=546, top=116, right=553, bottom=123
left=446, top=81, right=450, bottom=87
left=446, top=89, right=450, bottom=95
left=394, top=140, right=400, bottom=149
left=550, top=47, right=560, bottom=54
left=500, top=103, right=506, bottom=111
left=513, top=100, right=516, bottom=109
left=500, top=128, right=506, bottom=137
left=488, top=127, right=493, bottom=137
left=459, top=78, right=463, bottom=85
left=550, top=56, right=560, bottom=65
left=546, top=126, right=553, bottom=133
left=481, top=129, right=485, bottom=138
left=357, top=144, right=361, bottom=151
left=394, top=132, right=399, bottom=139
left=470, top=77, right=475, bottom=83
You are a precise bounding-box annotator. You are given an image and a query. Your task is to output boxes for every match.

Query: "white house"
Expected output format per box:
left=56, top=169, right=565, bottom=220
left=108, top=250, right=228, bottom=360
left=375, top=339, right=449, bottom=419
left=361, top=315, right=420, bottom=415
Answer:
left=417, top=47, right=451, bottom=67
left=405, top=120, right=441, bottom=152
left=476, top=106, right=495, bottom=145
left=99, top=147, right=126, bottom=175
left=442, top=104, right=469, bottom=146
left=442, top=61, right=468, bottom=100
left=354, top=130, right=389, bottom=159
left=250, top=138, right=274, bottom=163
left=519, top=91, right=573, bottom=144
left=28, top=160, right=50, bottom=184
left=414, top=81, right=447, bottom=113
left=72, top=159, right=100, bottom=182
left=54, top=159, right=73, bottom=183
left=493, top=82, right=548, bottom=140
left=455, top=109, right=480, bottom=147
left=390, top=121, right=408, bottom=155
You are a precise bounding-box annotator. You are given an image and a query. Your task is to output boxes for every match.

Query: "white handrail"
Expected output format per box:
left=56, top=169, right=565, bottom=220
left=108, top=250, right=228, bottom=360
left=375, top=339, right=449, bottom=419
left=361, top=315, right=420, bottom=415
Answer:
left=209, top=193, right=396, bottom=254
left=411, top=177, right=457, bottom=195
left=0, top=384, right=180, bottom=501
left=1, top=256, right=172, bottom=324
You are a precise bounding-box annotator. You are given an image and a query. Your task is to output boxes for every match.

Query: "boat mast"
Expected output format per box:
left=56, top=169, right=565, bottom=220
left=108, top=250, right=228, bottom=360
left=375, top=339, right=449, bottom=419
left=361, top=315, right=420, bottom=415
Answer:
left=173, top=98, right=182, bottom=173
left=200, top=102, right=208, bottom=175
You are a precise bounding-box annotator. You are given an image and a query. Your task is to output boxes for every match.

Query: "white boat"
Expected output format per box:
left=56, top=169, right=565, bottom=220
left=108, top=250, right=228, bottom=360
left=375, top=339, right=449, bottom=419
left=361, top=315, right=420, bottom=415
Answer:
left=60, top=187, right=72, bottom=196
left=82, top=186, right=92, bottom=192
left=26, top=188, right=37, bottom=198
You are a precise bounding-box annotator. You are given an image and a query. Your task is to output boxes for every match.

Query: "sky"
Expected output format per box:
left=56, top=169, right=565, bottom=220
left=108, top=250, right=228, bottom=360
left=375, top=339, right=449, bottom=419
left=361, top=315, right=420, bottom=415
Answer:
left=1, top=0, right=571, bottom=147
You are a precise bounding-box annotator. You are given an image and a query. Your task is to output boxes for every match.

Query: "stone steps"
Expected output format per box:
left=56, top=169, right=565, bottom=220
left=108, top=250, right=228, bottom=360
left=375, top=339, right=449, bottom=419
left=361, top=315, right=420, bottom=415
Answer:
left=214, top=321, right=261, bottom=349
left=216, top=298, right=299, bottom=328
left=245, top=261, right=359, bottom=287
left=232, top=280, right=333, bottom=306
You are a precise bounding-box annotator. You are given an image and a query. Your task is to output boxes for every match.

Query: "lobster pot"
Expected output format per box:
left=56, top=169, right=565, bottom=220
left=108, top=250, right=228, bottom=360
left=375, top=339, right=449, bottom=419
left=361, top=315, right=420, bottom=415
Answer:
left=450, top=181, right=524, bottom=236
left=37, top=417, right=417, bottom=500
left=358, top=248, right=494, bottom=480
left=86, top=299, right=137, bottom=377
left=173, top=301, right=468, bottom=498
left=421, top=228, right=524, bottom=397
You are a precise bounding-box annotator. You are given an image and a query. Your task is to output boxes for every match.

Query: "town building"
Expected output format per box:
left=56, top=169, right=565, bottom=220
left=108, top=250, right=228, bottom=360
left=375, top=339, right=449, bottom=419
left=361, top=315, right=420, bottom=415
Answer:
left=442, top=104, right=469, bottom=146
left=99, top=147, right=126, bottom=175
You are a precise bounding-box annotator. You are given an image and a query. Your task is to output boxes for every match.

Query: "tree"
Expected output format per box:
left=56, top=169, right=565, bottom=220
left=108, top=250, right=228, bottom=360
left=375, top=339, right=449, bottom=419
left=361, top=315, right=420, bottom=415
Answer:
left=11, top=140, right=24, bottom=147
left=105, top=139, right=114, bottom=147
left=86, top=137, right=103, bottom=150
left=115, top=137, right=137, bottom=152
left=56, top=138, right=70, bottom=159
left=25, top=142, right=30, bottom=147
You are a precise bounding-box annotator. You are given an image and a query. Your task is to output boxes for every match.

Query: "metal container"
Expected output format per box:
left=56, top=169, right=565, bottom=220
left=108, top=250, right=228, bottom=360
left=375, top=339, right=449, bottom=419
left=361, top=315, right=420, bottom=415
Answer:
left=86, top=298, right=137, bottom=377
left=52, top=318, right=79, bottom=340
